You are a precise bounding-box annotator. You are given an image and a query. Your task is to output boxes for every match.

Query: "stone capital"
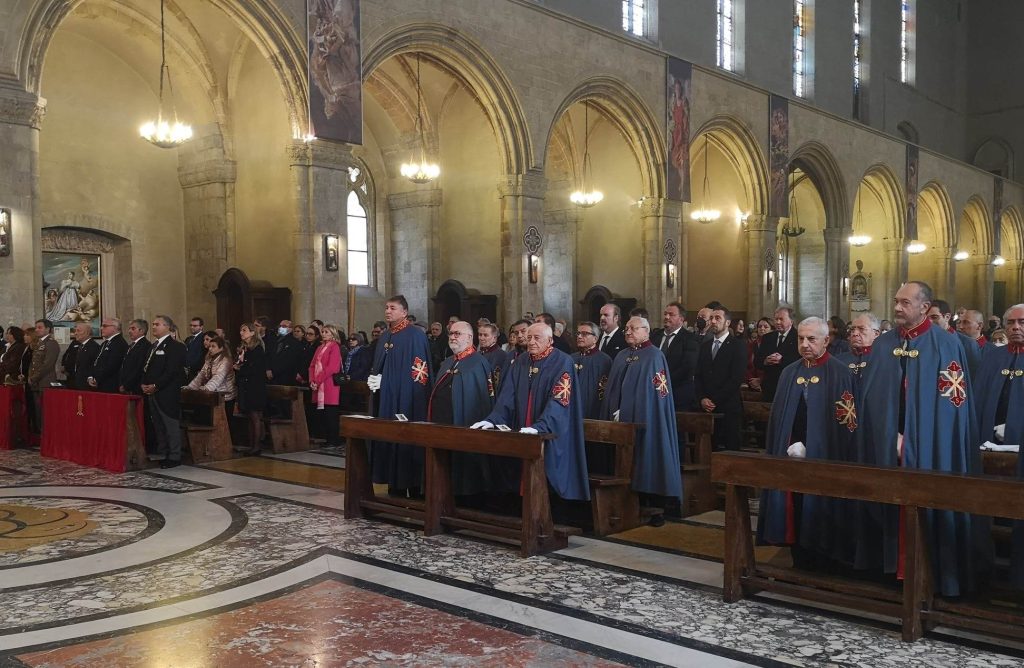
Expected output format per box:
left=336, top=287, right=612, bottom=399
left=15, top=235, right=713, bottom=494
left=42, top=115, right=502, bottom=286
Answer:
left=287, top=139, right=356, bottom=170
left=542, top=208, right=581, bottom=226
left=178, top=159, right=237, bottom=188
left=823, top=227, right=848, bottom=243
left=639, top=197, right=681, bottom=219
left=743, top=214, right=780, bottom=233
left=0, top=84, right=46, bottom=129
left=497, top=170, right=546, bottom=199
left=883, top=238, right=907, bottom=253
left=387, top=188, right=442, bottom=211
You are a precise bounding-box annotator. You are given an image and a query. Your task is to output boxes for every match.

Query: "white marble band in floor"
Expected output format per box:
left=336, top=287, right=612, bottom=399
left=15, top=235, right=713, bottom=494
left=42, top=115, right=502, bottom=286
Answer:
left=260, top=451, right=345, bottom=468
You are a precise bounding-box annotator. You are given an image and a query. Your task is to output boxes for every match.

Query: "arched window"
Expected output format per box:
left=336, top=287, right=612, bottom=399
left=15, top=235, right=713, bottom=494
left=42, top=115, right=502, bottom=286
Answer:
left=347, top=166, right=372, bottom=286
left=897, top=121, right=919, bottom=145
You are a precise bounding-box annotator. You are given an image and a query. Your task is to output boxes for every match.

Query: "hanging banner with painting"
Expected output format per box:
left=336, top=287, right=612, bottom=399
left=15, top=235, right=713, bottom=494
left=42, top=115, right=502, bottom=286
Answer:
left=308, top=0, right=362, bottom=144
left=666, top=57, right=692, bottom=202
left=993, top=177, right=1004, bottom=256
left=905, top=144, right=919, bottom=241
left=768, top=95, right=789, bottom=218
left=42, top=252, right=102, bottom=337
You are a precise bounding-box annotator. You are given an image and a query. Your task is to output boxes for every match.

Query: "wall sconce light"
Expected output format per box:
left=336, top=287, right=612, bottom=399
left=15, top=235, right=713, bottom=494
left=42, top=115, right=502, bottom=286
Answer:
left=0, top=208, right=9, bottom=257
left=766, top=268, right=774, bottom=293
left=323, top=234, right=339, bottom=272
left=666, top=262, right=676, bottom=289
left=842, top=276, right=849, bottom=297
left=523, top=225, right=543, bottom=284
left=528, top=253, right=540, bottom=284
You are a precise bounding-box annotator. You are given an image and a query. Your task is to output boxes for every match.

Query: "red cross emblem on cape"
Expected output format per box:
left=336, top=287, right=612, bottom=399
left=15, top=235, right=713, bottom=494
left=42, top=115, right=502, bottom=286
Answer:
left=653, top=370, right=669, bottom=398
left=834, top=391, right=857, bottom=431
left=552, top=372, right=572, bottom=407
left=937, top=360, right=967, bottom=407
left=487, top=375, right=495, bottom=398
left=597, top=374, right=608, bottom=401
left=410, top=357, right=429, bottom=385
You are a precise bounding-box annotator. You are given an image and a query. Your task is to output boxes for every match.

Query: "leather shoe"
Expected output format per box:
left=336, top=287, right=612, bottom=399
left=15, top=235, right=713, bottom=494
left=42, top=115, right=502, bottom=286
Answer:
left=160, top=459, right=181, bottom=469
left=647, top=513, right=666, bottom=528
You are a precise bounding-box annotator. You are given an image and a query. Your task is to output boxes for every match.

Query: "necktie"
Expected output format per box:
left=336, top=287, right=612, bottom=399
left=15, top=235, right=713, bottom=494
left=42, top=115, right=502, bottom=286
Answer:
left=778, top=332, right=785, bottom=348
left=600, top=334, right=609, bottom=351
left=712, top=338, right=721, bottom=359
left=144, top=343, right=158, bottom=372
left=661, top=332, right=674, bottom=351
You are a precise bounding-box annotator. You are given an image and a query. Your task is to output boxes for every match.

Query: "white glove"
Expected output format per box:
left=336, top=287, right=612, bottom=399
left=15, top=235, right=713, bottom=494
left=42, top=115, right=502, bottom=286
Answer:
left=896, top=433, right=904, bottom=458
left=519, top=427, right=538, bottom=435
left=470, top=420, right=494, bottom=430
left=995, top=423, right=1006, bottom=442
left=786, top=441, right=806, bottom=458
left=366, top=374, right=382, bottom=392
left=612, top=410, right=621, bottom=422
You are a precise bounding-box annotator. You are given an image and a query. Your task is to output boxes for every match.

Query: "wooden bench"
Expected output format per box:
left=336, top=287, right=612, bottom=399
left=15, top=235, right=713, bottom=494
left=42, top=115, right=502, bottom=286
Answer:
left=337, top=379, right=372, bottom=416
left=179, top=388, right=233, bottom=463
left=583, top=419, right=641, bottom=536
left=267, top=384, right=310, bottom=453
left=742, top=400, right=772, bottom=451
left=341, top=417, right=578, bottom=557
left=678, top=411, right=717, bottom=517
left=712, top=451, right=1024, bottom=642
left=982, top=450, right=1017, bottom=477
left=740, top=389, right=765, bottom=403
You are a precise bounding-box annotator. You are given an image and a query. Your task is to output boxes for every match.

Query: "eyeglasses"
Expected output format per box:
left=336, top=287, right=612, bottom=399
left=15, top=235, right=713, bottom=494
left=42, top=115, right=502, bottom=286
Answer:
left=575, top=331, right=595, bottom=337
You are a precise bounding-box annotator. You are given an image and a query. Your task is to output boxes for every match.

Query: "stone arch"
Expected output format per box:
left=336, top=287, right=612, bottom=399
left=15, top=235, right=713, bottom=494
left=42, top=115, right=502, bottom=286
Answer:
left=363, top=22, right=532, bottom=174
left=691, top=115, right=769, bottom=214
left=789, top=141, right=848, bottom=230
left=856, top=164, right=905, bottom=240
left=960, top=195, right=993, bottom=256
left=917, top=181, right=956, bottom=249
left=545, top=77, right=666, bottom=198
left=40, top=224, right=134, bottom=326
left=1001, top=205, right=1024, bottom=261
left=897, top=121, right=919, bottom=145
left=972, top=137, right=1014, bottom=180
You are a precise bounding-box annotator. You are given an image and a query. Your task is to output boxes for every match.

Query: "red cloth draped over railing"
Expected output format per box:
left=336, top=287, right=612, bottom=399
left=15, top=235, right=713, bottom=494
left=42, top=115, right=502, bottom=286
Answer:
left=40, top=389, right=146, bottom=473
left=0, top=385, right=28, bottom=450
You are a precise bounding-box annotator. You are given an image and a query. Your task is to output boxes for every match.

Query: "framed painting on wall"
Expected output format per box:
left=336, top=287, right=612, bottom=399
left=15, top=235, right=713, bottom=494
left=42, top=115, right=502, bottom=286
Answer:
left=42, top=252, right=102, bottom=337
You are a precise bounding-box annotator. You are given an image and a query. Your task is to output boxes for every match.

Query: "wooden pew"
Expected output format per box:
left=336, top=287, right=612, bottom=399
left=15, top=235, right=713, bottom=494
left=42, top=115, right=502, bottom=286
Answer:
left=584, top=419, right=641, bottom=536
left=740, top=389, right=765, bottom=403
left=742, top=400, right=772, bottom=452
left=712, top=451, right=1024, bottom=642
left=982, top=450, right=1017, bottom=477
left=267, top=385, right=310, bottom=453
left=337, top=379, right=372, bottom=416
left=341, top=417, right=576, bottom=557
left=179, top=388, right=233, bottom=463
left=678, top=411, right=717, bottom=517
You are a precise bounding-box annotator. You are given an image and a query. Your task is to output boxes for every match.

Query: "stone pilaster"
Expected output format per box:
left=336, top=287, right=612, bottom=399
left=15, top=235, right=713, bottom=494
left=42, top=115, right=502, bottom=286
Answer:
left=1007, top=260, right=1024, bottom=307
left=884, top=238, right=908, bottom=308
left=288, top=140, right=357, bottom=324
left=178, top=126, right=236, bottom=325
left=639, top=198, right=682, bottom=313
left=935, top=246, right=957, bottom=304
left=974, top=255, right=995, bottom=317
left=0, top=84, right=45, bottom=326
left=498, top=170, right=546, bottom=327
left=542, top=207, right=580, bottom=321
left=388, top=188, right=442, bottom=320
left=823, top=227, right=849, bottom=319
left=743, top=215, right=779, bottom=319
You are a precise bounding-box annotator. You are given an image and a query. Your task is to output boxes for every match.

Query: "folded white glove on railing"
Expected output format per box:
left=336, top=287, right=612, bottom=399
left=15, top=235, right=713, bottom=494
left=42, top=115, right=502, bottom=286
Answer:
left=366, top=374, right=382, bottom=392
left=995, top=423, right=1006, bottom=441
left=612, top=410, right=620, bottom=422
left=786, top=441, right=806, bottom=458
left=470, top=420, right=494, bottom=430
left=519, top=427, right=538, bottom=435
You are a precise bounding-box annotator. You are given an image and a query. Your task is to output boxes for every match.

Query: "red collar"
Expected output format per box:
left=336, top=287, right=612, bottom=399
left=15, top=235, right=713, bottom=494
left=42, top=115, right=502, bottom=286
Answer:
left=480, top=344, right=499, bottom=354
left=1009, top=343, right=1024, bottom=354
left=577, top=346, right=599, bottom=356
left=977, top=334, right=987, bottom=347
left=454, top=346, right=476, bottom=361
left=898, top=319, right=931, bottom=340
left=388, top=319, right=410, bottom=335
left=947, top=326, right=956, bottom=334
left=530, top=347, right=555, bottom=362
left=851, top=345, right=872, bottom=356
left=630, top=340, right=653, bottom=351
left=802, top=351, right=830, bottom=368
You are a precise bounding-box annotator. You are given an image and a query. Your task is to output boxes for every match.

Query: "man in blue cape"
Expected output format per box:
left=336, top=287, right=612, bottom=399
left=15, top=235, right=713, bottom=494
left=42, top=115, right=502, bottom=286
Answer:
left=427, top=321, right=494, bottom=499
left=368, top=295, right=433, bottom=495
left=571, top=320, right=612, bottom=420
left=835, top=312, right=879, bottom=393
left=601, top=316, right=682, bottom=523
left=974, top=303, right=1024, bottom=587
left=471, top=322, right=590, bottom=502
left=477, top=322, right=508, bottom=390
left=857, top=281, right=976, bottom=597
left=756, top=317, right=858, bottom=568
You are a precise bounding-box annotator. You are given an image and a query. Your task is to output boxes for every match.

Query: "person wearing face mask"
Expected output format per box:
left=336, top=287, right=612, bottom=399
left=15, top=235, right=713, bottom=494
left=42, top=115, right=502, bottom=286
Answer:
left=268, top=319, right=302, bottom=387
left=990, top=329, right=1008, bottom=347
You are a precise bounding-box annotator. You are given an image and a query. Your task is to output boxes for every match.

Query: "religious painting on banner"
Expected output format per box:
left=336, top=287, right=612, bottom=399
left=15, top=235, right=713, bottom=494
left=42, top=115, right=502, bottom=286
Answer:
left=666, top=57, right=692, bottom=202
left=308, top=0, right=362, bottom=144
left=993, top=176, right=1004, bottom=255
left=41, top=252, right=102, bottom=337
left=768, top=95, right=789, bottom=218
left=905, top=144, right=919, bottom=240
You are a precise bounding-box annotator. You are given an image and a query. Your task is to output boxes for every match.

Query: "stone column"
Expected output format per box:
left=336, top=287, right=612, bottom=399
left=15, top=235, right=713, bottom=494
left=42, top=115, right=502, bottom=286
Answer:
left=387, top=188, right=442, bottom=320
left=974, top=255, right=995, bottom=317
left=743, top=215, right=779, bottom=319
left=288, top=140, right=357, bottom=324
left=0, top=86, right=45, bottom=326
left=1008, top=260, right=1024, bottom=306
left=178, top=126, right=236, bottom=325
left=542, top=207, right=580, bottom=320
left=823, top=227, right=849, bottom=319
left=935, top=246, right=957, bottom=302
left=640, top=198, right=682, bottom=313
left=884, top=238, right=908, bottom=304
left=498, top=170, right=546, bottom=327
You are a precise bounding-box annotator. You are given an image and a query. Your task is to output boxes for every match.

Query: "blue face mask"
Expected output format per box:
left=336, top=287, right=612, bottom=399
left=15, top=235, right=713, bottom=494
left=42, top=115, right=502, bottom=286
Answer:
left=278, top=327, right=290, bottom=336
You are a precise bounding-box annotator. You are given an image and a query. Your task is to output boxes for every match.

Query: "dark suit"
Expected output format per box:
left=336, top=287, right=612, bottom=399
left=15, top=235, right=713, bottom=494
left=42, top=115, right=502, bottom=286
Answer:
left=269, top=335, right=303, bottom=385
left=60, top=340, right=82, bottom=387
left=141, top=336, right=187, bottom=461
left=119, top=337, right=152, bottom=395
left=597, top=328, right=626, bottom=360
left=651, top=327, right=700, bottom=410
left=695, top=333, right=747, bottom=450
left=184, top=334, right=206, bottom=378
left=90, top=335, right=128, bottom=392
left=72, top=339, right=100, bottom=391
left=753, top=328, right=800, bottom=402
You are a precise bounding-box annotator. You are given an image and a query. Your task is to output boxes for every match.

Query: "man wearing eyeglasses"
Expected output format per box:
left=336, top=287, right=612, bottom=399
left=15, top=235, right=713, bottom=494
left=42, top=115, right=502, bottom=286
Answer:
left=836, top=312, right=878, bottom=392
left=570, top=321, right=611, bottom=420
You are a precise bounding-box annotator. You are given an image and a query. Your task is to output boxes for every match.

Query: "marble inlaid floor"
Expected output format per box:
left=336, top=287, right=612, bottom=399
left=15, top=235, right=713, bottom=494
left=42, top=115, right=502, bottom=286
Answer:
left=0, top=447, right=1020, bottom=667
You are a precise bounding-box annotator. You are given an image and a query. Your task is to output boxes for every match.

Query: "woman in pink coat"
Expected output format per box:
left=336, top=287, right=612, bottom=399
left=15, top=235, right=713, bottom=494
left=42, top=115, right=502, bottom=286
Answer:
left=309, top=324, right=343, bottom=447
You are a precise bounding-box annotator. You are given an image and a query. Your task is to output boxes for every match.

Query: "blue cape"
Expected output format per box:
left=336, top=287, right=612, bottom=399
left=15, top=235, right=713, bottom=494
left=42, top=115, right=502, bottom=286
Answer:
left=601, top=342, right=682, bottom=499
left=429, top=351, right=495, bottom=496
left=571, top=349, right=612, bottom=420
left=857, top=322, right=976, bottom=596
left=835, top=347, right=871, bottom=394
left=484, top=348, right=590, bottom=501
left=370, top=324, right=433, bottom=489
left=756, top=354, right=858, bottom=563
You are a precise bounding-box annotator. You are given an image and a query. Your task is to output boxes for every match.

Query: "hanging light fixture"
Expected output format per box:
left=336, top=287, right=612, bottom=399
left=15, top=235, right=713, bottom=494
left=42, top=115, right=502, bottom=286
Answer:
left=848, top=189, right=872, bottom=246
left=993, top=255, right=1007, bottom=266
left=690, top=136, right=720, bottom=223
left=570, top=101, right=603, bottom=207
left=953, top=250, right=970, bottom=261
left=399, top=54, right=440, bottom=184
left=906, top=241, right=927, bottom=254
left=139, top=0, right=192, bottom=148
left=781, top=171, right=806, bottom=237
